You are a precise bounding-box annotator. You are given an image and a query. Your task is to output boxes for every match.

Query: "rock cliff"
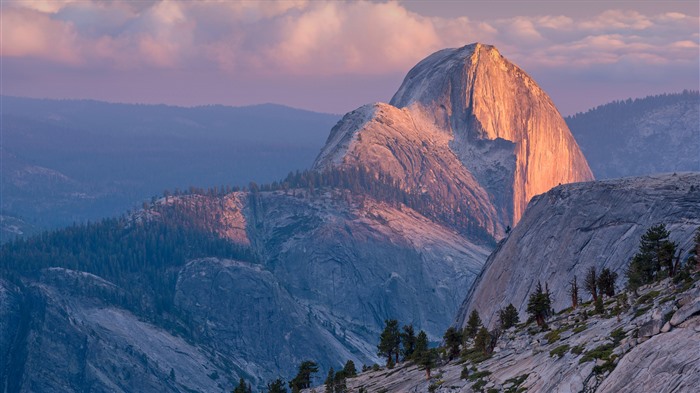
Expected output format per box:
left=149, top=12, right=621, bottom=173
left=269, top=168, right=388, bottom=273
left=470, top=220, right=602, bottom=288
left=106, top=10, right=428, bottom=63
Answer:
left=456, top=173, right=700, bottom=329
left=316, top=43, right=593, bottom=228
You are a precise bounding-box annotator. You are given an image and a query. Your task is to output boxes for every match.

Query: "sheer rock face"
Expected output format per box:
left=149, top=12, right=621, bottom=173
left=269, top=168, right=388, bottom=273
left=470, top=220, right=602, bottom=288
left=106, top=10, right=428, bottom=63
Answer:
left=455, top=173, right=700, bottom=329
left=316, top=43, right=593, bottom=230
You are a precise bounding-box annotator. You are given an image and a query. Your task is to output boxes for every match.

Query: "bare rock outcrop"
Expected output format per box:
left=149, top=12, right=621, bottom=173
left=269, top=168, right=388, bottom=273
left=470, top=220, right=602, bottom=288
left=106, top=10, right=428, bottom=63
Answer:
left=456, top=172, right=700, bottom=330
left=597, top=316, right=700, bottom=393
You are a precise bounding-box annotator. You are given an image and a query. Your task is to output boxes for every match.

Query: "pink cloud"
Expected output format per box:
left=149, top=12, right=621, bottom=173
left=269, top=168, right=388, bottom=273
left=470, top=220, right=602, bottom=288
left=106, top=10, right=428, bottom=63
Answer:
left=3, top=1, right=697, bottom=75
left=1, top=0, right=697, bottom=114
left=1, top=7, right=81, bottom=64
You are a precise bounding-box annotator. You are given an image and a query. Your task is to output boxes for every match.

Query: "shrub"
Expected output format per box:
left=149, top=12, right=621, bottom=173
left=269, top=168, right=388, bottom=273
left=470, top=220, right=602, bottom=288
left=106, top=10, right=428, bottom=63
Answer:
left=549, top=344, right=570, bottom=358
left=545, top=329, right=562, bottom=343
left=570, top=345, right=585, bottom=355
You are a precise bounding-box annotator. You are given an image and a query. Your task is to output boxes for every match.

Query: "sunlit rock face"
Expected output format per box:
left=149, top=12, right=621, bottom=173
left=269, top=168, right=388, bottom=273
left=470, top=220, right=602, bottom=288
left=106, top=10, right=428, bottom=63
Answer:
left=317, top=43, right=593, bottom=230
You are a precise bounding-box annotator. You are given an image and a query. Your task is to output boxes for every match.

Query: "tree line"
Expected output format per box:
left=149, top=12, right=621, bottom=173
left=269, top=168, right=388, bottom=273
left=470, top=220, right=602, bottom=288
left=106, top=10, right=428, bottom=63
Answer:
left=0, top=203, right=255, bottom=333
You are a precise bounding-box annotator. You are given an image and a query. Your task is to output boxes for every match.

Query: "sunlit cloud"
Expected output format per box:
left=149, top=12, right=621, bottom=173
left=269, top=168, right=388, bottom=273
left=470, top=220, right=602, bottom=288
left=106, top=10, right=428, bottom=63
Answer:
left=1, top=0, right=697, bottom=113
left=2, top=0, right=697, bottom=74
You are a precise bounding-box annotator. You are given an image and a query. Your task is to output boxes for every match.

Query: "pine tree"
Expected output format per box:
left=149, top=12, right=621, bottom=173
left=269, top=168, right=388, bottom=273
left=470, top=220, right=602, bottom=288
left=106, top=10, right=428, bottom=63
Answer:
left=474, top=326, right=492, bottom=355
left=568, top=275, right=579, bottom=309
left=594, top=296, right=605, bottom=315
left=400, top=324, right=416, bottom=360
left=266, top=378, right=288, bottom=393
left=324, top=368, right=335, bottom=393
left=584, top=266, right=598, bottom=302
left=289, top=361, right=318, bottom=392
left=377, top=319, right=401, bottom=365
left=627, top=224, right=678, bottom=290
left=464, top=310, right=482, bottom=339
left=233, top=378, right=251, bottom=393
left=498, top=304, right=520, bottom=330
left=443, top=327, right=462, bottom=361
left=526, top=281, right=552, bottom=327
left=333, top=371, right=348, bottom=393
left=597, top=268, right=618, bottom=297
left=414, top=330, right=435, bottom=380
left=342, top=360, right=357, bottom=377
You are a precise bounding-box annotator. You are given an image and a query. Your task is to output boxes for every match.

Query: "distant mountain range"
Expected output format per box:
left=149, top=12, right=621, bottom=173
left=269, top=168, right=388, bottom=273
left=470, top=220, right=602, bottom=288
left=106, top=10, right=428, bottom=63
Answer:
left=0, top=97, right=339, bottom=239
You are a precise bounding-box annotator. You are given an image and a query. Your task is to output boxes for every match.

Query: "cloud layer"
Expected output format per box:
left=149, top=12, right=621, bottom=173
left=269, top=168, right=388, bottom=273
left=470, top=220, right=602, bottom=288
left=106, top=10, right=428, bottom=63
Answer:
left=2, top=0, right=698, bottom=113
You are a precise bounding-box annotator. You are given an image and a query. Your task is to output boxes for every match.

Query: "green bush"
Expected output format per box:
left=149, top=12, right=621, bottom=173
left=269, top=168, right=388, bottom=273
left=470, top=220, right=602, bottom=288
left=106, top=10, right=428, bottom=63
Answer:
left=468, top=370, right=492, bottom=381
left=570, top=345, right=585, bottom=355
left=549, top=344, right=570, bottom=358
left=636, top=290, right=660, bottom=305
left=504, top=374, right=529, bottom=393
left=461, top=347, right=493, bottom=364
left=579, top=343, right=615, bottom=364
left=610, top=328, right=626, bottom=345
left=544, top=329, right=562, bottom=343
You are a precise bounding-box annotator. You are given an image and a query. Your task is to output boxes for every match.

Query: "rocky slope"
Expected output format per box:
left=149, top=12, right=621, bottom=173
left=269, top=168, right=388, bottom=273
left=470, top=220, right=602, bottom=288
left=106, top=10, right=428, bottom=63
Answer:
left=456, top=173, right=700, bottom=329
left=305, top=277, right=700, bottom=393
left=566, top=91, right=700, bottom=179
left=1, top=189, right=490, bottom=390
left=315, top=43, right=592, bottom=232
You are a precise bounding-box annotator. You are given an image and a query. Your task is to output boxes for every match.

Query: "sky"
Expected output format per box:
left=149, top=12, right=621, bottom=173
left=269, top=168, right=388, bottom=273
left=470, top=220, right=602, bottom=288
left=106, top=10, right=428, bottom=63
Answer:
left=2, top=0, right=699, bottom=115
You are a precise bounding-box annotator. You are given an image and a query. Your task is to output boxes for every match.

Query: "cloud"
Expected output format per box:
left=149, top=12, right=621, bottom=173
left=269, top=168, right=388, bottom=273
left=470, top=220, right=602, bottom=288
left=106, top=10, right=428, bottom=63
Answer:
left=1, top=0, right=697, bottom=107
left=1, top=6, right=81, bottom=64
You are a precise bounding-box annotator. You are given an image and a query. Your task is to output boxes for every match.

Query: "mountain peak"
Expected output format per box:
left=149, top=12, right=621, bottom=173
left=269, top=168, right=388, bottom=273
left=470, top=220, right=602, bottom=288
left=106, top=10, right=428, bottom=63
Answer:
left=316, top=43, right=592, bottom=231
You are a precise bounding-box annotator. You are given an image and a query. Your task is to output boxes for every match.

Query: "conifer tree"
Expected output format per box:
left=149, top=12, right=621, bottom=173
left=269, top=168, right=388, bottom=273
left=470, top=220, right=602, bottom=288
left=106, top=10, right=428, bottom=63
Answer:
left=289, top=361, right=318, bottom=392
left=333, top=371, right=348, bottom=393
left=464, top=310, right=482, bottom=339
left=266, top=378, right=287, bottom=393
left=324, top=368, right=335, bottom=393
left=568, top=276, right=579, bottom=309
left=400, top=324, right=416, bottom=360
left=498, top=304, right=520, bottom=330
left=377, top=319, right=401, bottom=365
left=342, top=360, right=357, bottom=377
left=474, top=326, right=492, bottom=355
left=597, top=268, right=618, bottom=297
left=689, top=227, right=700, bottom=271
left=526, top=281, right=552, bottom=327
left=233, top=378, right=252, bottom=393
left=414, top=330, right=435, bottom=380
left=627, top=224, right=678, bottom=290
left=584, top=267, right=598, bottom=302
left=443, top=327, right=462, bottom=361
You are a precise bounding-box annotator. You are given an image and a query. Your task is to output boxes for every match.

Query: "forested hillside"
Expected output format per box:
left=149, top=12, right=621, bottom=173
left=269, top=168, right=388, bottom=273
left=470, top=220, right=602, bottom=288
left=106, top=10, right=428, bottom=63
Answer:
left=566, top=91, right=699, bottom=179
